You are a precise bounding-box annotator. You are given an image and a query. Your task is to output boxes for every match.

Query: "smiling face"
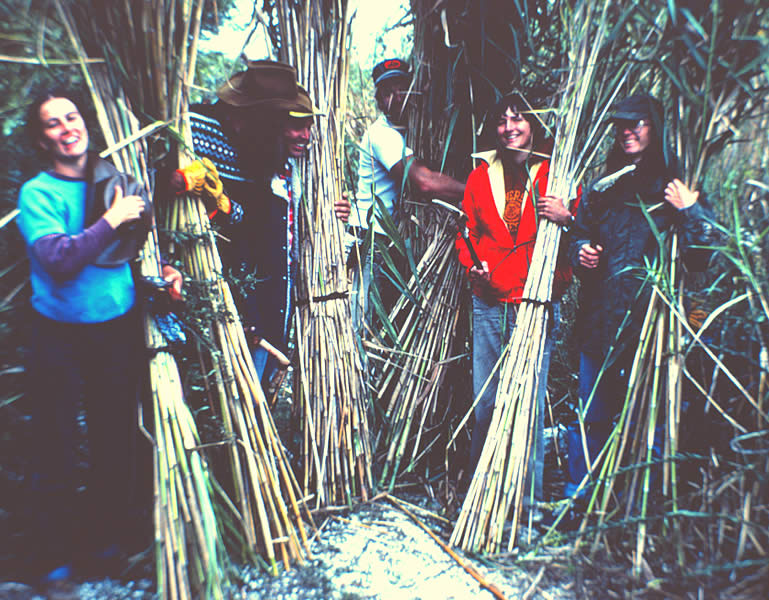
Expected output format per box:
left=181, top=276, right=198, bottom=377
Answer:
left=615, top=118, right=651, bottom=163
left=282, top=116, right=313, bottom=158
left=38, top=97, right=89, bottom=175
left=496, top=106, right=533, bottom=159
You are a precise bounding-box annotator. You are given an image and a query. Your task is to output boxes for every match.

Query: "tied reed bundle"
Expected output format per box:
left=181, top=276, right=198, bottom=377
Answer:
left=373, top=209, right=466, bottom=489
left=269, top=0, right=373, bottom=506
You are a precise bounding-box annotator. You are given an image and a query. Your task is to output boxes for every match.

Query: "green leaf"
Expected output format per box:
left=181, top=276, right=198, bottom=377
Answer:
left=367, top=280, right=403, bottom=348
left=0, top=393, right=22, bottom=409
left=375, top=236, right=423, bottom=307
left=680, top=7, right=708, bottom=41
left=373, top=194, right=406, bottom=256
left=440, top=106, right=460, bottom=173
left=665, top=0, right=678, bottom=27
left=679, top=31, right=708, bottom=71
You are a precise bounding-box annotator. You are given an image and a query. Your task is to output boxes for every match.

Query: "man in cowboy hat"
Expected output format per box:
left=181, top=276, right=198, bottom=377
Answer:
left=175, top=59, right=349, bottom=383
left=347, top=58, right=465, bottom=331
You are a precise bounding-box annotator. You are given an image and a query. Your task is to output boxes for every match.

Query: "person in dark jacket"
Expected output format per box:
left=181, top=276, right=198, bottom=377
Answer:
left=176, top=60, right=349, bottom=385
left=566, top=93, right=714, bottom=498
left=16, top=88, right=183, bottom=585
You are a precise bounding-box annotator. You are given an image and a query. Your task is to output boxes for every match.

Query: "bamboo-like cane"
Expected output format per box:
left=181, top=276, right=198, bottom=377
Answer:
left=169, top=187, right=313, bottom=570
left=268, top=0, right=373, bottom=507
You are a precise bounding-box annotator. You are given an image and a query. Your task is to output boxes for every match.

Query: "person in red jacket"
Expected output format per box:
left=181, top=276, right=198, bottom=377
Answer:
left=457, top=92, right=578, bottom=502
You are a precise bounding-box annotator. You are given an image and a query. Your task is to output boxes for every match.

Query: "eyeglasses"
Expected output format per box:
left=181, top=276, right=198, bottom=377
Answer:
left=613, top=119, right=647, bottom=133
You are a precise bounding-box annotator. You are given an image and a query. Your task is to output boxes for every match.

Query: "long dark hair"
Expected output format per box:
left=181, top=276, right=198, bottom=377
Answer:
left=481, top=91, right=548, bottom=156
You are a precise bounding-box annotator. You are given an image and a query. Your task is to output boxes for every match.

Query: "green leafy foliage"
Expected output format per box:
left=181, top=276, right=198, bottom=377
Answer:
left=200, top=0, right=239, bottom=35
left=192, top=50, right=236, bottom=104
left=649, top=0, right=769, bottom=186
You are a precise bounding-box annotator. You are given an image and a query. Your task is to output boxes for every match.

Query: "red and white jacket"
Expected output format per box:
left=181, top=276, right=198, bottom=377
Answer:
left=456, top=149, right=579, bottom=303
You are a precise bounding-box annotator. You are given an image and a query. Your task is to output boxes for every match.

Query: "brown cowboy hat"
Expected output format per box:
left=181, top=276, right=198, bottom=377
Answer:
left=289, top=86, right=323, bottom=118
left=216, top=60, right=321, bottom=115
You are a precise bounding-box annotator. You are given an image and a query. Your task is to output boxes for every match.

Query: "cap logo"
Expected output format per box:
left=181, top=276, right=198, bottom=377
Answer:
left=384, top=59, right=401, bottom=69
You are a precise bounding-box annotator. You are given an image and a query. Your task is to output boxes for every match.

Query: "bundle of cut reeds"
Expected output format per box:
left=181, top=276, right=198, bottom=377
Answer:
left=165, top=185, right=313, bottom=569
left=370, top=208, right=466, bottom=488
left=53, top=3, right=231, bottom=597
left=450, top=0, right=630, bottom=553
left=267, top=0, right=373, bottom=506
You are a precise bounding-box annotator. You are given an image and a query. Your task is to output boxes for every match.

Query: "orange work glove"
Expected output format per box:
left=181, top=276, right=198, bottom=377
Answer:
left=201, top=167, right=231, bottom=217
left=174, top=158, right=215, bottom=195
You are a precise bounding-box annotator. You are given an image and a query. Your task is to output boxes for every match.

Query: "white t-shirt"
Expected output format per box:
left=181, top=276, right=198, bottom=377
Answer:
left=350, top=114, right=414, bottom=234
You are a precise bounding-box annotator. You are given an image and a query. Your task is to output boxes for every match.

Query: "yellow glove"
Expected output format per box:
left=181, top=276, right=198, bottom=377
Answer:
left=202, top=167, right=232, bottom=216
left=175, top=158, right=216, bottom=195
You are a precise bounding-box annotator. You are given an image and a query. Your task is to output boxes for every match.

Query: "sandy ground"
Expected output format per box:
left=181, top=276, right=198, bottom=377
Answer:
left=0, top=496, right=576, bottom=600
left=234, top=499, right=576, bottom=600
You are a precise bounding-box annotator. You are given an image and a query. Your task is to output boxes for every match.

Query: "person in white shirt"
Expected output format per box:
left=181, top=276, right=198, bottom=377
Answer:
left=348, top=58, right=465, bottom=331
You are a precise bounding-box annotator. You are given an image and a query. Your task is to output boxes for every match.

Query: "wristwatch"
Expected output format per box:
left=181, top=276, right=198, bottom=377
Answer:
left=562, top=214, right=575, bottom=233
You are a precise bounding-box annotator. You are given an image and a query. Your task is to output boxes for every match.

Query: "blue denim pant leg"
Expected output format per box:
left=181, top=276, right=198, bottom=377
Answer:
left=251, top=274, right=292, bottom=388
left=252, top=345, right=270, bottom=383
left=469, top=295, right=518, bottom=474
left=251, top=333, right=289, bottom=389
left=528, top=302, right=560, bottom=503
left=566, top=351, right=614, bottom=497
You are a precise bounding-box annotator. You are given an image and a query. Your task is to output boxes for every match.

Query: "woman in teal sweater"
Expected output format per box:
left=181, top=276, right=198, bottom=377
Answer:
left=17, top=88, right=182, bottom=584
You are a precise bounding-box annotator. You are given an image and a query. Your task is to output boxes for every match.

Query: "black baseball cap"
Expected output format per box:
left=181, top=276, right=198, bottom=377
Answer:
left=609, top=94, right=659, bottom=121
left=372, top=58, right=412, bottom=87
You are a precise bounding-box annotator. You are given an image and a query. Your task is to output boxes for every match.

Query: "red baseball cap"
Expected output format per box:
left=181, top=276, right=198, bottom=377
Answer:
left=372, top=58, right=412, bottom=87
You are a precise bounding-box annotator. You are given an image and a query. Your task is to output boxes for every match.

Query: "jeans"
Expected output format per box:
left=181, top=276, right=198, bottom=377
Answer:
left=252, top=345, right=270, bottom=383
left=24, top=307, right=143, bottom=569
left=533, top=301, right=560, bottom=501
left=469, top=295, right=559, bottom=502
left=567, top=351, right=665, bottom=498
left=251, top=282, right=293, bottom=387
left=565, top=351, right=615, bottom=498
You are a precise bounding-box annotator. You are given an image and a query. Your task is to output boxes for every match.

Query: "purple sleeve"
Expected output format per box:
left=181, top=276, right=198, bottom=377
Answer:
left=32, top=217, right=117, bottom=281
